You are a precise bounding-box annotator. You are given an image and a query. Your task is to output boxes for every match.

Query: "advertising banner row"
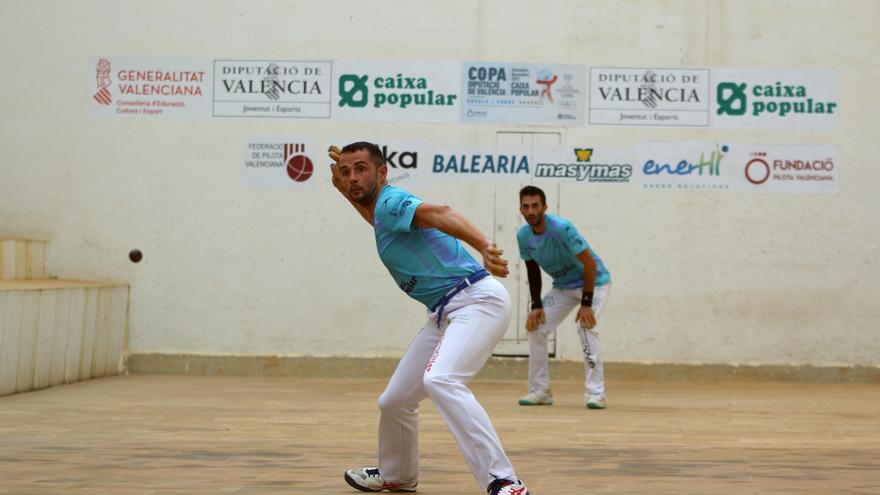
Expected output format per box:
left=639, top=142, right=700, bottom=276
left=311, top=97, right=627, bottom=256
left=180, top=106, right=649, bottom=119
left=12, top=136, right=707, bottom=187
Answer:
left=89, top=58, right=839, bottom=129
left=243, top=140, right=839, bottom=195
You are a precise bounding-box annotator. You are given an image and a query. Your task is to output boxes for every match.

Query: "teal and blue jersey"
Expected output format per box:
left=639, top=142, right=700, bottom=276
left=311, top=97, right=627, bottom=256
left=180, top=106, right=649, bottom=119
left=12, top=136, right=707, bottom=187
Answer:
left=516, top=214, right=610, bottom=289
left=373, top=185, right=483, bottom=309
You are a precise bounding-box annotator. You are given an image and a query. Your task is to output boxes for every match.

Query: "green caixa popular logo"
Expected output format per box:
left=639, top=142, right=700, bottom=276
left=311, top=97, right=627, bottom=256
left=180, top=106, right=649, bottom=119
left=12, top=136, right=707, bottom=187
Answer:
left=337, top=73, right=458, bottom=110
left=716, top=80, right=837, bottom=118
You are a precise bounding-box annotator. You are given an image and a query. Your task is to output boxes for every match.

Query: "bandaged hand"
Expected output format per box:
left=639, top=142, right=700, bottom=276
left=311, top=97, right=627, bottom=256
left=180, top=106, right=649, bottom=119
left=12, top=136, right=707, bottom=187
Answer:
left=481, top=242, right=509, bottom=278
left=526, top=308, right=545, bottom=331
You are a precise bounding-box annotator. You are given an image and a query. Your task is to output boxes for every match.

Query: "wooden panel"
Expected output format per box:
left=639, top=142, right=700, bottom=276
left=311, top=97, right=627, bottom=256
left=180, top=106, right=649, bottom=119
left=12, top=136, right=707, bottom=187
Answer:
left=48, top=289, right=71, bottom=387
left=79, top=288, right=99, bottom=380
left=105, top=287, right=129, bottom=374
left=29, top=241, right=47, bottom=279
left=0, top=240, right=49, bottom=281
left=16, top=291, right=40, bottom=393
left=64, top=288, right=86, bottom=383
left=0, top=279, right=124, bottom=291
left=0, top=281, right=129, bottom=395
left=32, top=289, right=56, bottom=390
left=0, top=291, right=23, bottom=395
left=91, top=289, right=112, bottom=378
left=15, top=241, right=27, bottom=281
left=0, top=292, right=7, bottom=388
left=0, top=241, right=14, bottom=280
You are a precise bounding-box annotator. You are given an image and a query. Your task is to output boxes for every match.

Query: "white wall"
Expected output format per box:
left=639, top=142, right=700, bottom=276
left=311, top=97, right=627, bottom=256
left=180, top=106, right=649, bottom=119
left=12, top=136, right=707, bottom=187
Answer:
left=2, top=0, right=878, bottom=366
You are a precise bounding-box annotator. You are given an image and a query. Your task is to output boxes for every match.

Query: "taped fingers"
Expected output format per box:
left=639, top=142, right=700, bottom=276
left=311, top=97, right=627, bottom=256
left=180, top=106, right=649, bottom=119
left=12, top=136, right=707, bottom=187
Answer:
left=327, top=145, right=341, bottom=163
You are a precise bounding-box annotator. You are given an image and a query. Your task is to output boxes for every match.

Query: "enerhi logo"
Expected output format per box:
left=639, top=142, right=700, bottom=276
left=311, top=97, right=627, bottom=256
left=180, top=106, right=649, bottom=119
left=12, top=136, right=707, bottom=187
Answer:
left=338, top=73, right=457, bottom=109
left=717, top=81, right=837, bottom=118
left=643, top=144, right=728, bottom=177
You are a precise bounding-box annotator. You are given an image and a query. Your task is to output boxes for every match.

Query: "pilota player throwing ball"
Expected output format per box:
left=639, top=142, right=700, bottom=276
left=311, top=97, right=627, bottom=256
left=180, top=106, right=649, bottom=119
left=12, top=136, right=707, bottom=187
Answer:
left=330, top=142, right=531, bottom=495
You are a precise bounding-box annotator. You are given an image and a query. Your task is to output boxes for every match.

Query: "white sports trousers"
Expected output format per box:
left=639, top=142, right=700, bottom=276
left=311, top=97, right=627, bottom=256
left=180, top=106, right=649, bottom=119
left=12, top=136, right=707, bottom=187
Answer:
left=527, top=284, right=611, bottom=396
left=377, top=277, right=517, bottom=491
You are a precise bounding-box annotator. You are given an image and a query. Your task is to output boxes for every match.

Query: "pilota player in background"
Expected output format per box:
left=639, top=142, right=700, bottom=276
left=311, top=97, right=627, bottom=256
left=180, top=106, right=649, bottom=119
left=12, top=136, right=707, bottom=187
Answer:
left=516, top=185, right=612, bottom=410
left=330, top=142, right=531, bottom=495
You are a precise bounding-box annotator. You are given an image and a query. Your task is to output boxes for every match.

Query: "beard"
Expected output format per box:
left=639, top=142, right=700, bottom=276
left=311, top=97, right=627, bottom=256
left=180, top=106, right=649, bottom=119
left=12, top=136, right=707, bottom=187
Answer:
left=350, top=182, right=377, bottom=206
left=526, top=213, right=544, bottom=227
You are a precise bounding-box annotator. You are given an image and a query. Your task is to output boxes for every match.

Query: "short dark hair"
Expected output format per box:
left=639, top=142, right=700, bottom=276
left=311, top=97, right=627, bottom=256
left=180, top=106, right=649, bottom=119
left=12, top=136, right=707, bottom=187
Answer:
left=519, top=185, right=546, bottom=205
left=341, top=141, right=385, bottom=167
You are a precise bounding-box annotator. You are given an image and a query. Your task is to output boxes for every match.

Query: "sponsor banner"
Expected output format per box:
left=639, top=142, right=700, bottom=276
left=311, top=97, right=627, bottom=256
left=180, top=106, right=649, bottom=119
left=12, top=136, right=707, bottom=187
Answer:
left=713, top=68, right=839, bottom=130
left=429, top=146, right=533, bottom=182
left=332, top=61, right=460, bottom=122
left=88, top=57, right=211, bottom=118
left=533, top=146, right=634, bottom=184
left=635, top=141, right=735, bottom=191
left=214, top=60, right=332, bottom=118
left=734, top=144, right=839, bottom=194
left=243, top=138, right=321, bottom=188
left=330, top=140, right=427, bottom=187
left=589, top=67, right=710, bottom=127
left=461, top=62, right=585, bottom=125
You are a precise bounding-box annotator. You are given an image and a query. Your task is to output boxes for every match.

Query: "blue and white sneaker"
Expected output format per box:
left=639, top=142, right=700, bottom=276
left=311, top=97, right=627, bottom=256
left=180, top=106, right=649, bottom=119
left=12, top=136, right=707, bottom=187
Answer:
left=344, top=467, right=418, bottom=492
left=487, top=478, right=530, bottom=495
left=586, top=394, right=606, bottom=409
left=517, top=390, right=553, bottom=406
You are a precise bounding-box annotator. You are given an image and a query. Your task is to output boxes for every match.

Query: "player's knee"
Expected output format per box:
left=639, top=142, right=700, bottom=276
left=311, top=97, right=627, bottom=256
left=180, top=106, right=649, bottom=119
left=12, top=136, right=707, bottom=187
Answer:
left=378, top=390, right=405, bottom=411
left=422, top=373, right=459, bottom=398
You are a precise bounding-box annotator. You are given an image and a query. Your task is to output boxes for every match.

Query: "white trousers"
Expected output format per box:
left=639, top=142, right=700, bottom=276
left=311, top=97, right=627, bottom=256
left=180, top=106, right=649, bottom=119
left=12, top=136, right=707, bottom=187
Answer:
left=377, top=277, right=516, bottom=491
left=528, top=284, right=611, bottom=396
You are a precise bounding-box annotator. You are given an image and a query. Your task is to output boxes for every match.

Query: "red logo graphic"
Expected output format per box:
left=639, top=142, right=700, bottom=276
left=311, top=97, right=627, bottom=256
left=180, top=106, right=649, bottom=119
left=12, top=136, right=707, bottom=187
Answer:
left=745, top=153, right=770, bottom=185
left=425, top=333, right=445, bottom=373
left=93, top=59, right=112, bottom=105
left=285, top=144, right=314, bottom=182
left=536, top=72, right=558, bottom=103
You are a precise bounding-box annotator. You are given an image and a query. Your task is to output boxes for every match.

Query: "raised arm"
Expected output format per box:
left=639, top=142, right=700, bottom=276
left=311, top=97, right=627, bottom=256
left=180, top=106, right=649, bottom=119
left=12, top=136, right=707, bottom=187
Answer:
left=413, top=202, right=509, bottom=278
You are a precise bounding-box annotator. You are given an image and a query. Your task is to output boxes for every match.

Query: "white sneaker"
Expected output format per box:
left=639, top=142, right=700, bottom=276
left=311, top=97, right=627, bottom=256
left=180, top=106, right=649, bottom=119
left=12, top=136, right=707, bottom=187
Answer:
left=487, top=478, right=530, bottom=495
left=517, top=390, right=553, bottom=406
left=344, top=467, right=418, bottom=492
left=586, top=394, right=606, bottom=409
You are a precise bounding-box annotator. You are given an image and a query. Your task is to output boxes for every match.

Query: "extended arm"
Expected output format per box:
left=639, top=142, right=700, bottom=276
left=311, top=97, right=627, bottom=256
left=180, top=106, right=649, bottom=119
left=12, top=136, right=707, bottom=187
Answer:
left=412, top=202, right=509, bottom=277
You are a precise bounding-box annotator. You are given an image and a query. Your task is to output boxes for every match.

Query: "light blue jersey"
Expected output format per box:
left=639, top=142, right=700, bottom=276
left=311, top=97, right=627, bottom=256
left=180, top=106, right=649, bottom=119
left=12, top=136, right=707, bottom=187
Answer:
left=517, top=214, right=610, bottom=289
left=374, top=185, right=484, bottom=309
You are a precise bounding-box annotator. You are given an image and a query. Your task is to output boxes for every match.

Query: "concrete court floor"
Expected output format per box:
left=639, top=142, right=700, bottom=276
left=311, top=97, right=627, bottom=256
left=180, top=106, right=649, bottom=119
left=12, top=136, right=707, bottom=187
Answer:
left=0, top=375, right=878, bottom=495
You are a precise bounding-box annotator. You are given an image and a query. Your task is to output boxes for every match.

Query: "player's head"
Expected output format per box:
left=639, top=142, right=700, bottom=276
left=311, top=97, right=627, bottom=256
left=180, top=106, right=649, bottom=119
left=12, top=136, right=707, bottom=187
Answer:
left=519, top=185, right=548, bottom=228
left=338, top=141, right=388, bottom=205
